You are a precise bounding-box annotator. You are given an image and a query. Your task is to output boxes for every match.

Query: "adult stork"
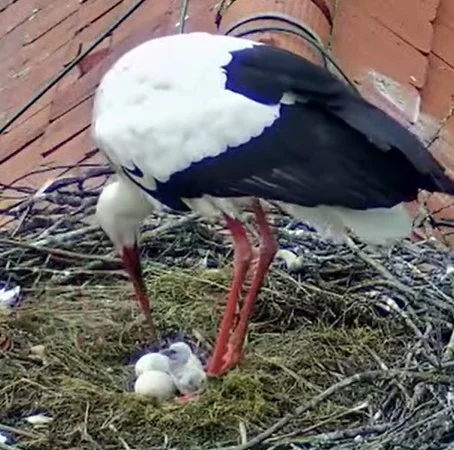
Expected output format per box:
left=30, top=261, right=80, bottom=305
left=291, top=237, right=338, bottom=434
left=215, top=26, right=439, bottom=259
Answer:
left=93, top=32, right=454, bottom=377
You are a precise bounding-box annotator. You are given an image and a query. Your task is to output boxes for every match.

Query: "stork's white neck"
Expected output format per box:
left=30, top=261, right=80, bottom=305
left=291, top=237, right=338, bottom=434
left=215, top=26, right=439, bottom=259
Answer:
left=95, top=177, right=154, bottom=251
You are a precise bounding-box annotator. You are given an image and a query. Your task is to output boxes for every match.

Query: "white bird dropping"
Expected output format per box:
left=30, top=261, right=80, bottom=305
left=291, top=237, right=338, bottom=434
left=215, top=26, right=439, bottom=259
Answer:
left=134, top=352, right=170, bottom=377
left=134, top=370, right=176, bottom=402
left=25, top=413, right=53, bottom=426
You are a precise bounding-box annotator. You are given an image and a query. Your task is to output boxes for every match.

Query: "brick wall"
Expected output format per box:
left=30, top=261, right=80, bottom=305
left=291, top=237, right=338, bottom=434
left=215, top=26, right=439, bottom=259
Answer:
left=1, top=0, right=454, bottom=241
left=0, top=0, right=216, bottom=212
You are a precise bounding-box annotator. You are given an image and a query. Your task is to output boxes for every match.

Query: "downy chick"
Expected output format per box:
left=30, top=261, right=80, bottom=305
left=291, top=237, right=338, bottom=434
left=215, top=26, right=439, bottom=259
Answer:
left=161, top=342, right=207, bottom=400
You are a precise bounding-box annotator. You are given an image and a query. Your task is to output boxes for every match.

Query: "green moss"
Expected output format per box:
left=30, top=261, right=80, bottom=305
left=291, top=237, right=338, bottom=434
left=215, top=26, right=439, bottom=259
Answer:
left=0, top=266, right=408, bottom=449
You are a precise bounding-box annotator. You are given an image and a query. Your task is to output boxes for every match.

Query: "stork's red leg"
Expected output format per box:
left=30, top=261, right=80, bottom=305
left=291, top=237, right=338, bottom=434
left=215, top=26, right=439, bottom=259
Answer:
left=206, top=215, right=252, bottom=376
left=121, top=244, right=157, bottom=341
left=220, top=200, right=278, bottom=374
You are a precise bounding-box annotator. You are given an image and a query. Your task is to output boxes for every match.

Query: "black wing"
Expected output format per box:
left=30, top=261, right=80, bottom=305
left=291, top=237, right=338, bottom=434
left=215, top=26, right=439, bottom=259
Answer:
left=159, top=45, right=454, bottom=211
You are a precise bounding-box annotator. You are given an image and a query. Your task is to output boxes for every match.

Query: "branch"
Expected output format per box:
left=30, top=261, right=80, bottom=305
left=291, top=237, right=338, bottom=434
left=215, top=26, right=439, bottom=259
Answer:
left=218, top=369, right=454, bottom=450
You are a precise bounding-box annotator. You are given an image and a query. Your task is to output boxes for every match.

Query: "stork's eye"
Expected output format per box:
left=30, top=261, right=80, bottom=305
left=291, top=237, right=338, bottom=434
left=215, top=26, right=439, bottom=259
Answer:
left=161, top=348, right=177, bottom=359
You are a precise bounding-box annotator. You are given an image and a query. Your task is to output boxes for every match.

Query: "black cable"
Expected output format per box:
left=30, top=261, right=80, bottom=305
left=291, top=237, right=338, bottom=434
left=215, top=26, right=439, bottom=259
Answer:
left=222, top=13, right=358, bottom=93
left=177, top=0, right=190, bottom=34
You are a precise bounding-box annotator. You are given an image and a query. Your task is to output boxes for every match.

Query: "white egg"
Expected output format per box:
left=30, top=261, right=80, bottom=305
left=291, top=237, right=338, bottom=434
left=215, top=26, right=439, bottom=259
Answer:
left=134, top=352, right=170, bottom=377
left=134, top=370, right=176, bottom=402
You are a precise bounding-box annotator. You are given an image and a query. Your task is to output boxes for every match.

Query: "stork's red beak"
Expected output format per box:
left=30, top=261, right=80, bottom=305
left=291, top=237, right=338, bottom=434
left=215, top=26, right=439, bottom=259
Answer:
left=121, top=244, right=157, bottom=341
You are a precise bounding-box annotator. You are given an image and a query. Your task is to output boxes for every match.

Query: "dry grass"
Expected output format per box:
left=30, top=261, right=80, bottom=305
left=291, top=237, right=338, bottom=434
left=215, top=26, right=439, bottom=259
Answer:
left=0, top=260, right=411, bottom=450
left=2, top=167, right=454, bottom=449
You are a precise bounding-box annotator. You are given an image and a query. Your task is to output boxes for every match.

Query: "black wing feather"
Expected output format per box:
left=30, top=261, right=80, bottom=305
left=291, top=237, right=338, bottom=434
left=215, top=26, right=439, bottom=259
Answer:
left=163, top=106, right=421, bottom=210
left=224, top=45, right=454, bottom=194
left=156, top=44, right=454, bottom=211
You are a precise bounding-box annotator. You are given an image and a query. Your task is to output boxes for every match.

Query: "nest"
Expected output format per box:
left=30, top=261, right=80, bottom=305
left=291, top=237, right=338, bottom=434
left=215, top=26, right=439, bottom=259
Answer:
left=2, top=165, right=454, bottom=450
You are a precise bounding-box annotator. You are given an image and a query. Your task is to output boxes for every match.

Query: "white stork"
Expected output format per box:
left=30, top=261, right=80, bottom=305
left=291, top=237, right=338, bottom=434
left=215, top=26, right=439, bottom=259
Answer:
left=93, top=32, right=454, bottom=377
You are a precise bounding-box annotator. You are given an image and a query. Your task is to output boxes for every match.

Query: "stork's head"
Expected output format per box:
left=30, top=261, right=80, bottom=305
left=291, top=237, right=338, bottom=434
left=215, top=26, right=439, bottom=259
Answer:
left=161, top=342, right=192, bottom=366
left=96, top=177, right=156, bottom=335
left=96, top=178, right=152, bottom=251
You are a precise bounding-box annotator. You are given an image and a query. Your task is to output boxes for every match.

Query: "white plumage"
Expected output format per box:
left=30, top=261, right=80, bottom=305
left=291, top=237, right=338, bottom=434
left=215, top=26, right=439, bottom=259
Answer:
left=161, top=342, right=207, bottom=396
left=93, top=32, right=413, bottom=246
left=93, top=31, right=454, bottom=377
left=93, top=33, right=278, bottom=184
left=134, top=352, right=170, bottom=377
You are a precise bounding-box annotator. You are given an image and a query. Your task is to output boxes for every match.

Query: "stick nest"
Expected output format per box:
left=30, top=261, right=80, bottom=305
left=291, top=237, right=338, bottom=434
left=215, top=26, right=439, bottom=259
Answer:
left=2, top=166, right=454, bottom=450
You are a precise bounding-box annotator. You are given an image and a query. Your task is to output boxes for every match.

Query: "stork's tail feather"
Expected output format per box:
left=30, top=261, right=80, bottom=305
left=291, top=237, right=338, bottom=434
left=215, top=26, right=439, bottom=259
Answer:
left=422, top=168, right=454, bottom=197
left=332, top=95, right=454, bottom=196
left=278, top=202, right=412, bottom=246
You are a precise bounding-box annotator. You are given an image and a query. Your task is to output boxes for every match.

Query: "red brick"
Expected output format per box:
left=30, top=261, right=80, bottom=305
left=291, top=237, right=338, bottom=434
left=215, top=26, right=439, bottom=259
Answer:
left=424, top=191, right=454, bottom=227
left=353, top=0, right=438, bottom=53
left=79, top=0, right=215, bottom=85
left=0, top=25, right=30, bottom=82
left=24, top=0, right=78, bottom=44
left=43, top=133, right=106, bottom=192
left=431, top=22, right=454, bottom=69
left=181, top=0, right=217, bottom=34
left=2, top=64, right=79, bottom=133
left=0, top=104, right=51, bottom=164
left=75, top=0, right=133, bottom=45
left=0, top=139, right=91, bottom=203
left=429, top=134, right=454, bottom=177
left=0, top=137, right=45, bottom=187
left=0, top=0, right=37, bottom=37
left=6, top=102, right=50, bottom=132
left=22, top=12, right=78, bottom=66
left=46, top=128, right=96, bottom=165
left=357, top=71, right=421, bottom=127
left=332, top=0, right=429, bottom=88
left=110, top=0, right=176, bottom=45
left=49, top=59, right=109, bottom=121
left=445, top=117, right=454, bottom=142
left=437, top=0, right=454, bottom=29
left=411, top=111, right=442, bottom=145
left=35, top=0, right=65, bottom=9
left=40, top=97, right=94, bottom=155
left=421, top=54, right=454, bottom=119
left=76, top=0, right=124, bottom=30
left=0, top=0, right=15, bottom=11
left=78, top=47, right=111, bottom=75
left=0, top=128, right=100, bottom=204
left=66, top=1, right=126, bottom=59
left=54, top=66, right=81, bottom=95
left=0, top=42, right=73, bottom=115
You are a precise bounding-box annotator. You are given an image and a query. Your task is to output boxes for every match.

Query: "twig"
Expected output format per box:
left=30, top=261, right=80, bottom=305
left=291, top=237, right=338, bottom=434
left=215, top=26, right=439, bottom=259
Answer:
left=284, top=400, right=369, bottom=437
left=444, top=328, right=454, bottom=362
left=0, top=442, right=22, bottom=450
left=0, top=423, right=39, bottom=439
left=288, top=423, right=392, bottom=445
left=345, top=238, right=414, bottom=296
left=0, top=225, right=101, bottom=260
left=109, top=424, right=134, bottom=450
left=0, top=238, right=120, bottom=264
left=217, top=369, right=454, bottom=450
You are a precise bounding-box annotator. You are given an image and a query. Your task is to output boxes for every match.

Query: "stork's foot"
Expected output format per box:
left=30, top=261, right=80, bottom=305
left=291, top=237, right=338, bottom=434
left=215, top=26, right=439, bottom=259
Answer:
left=206, top=344, right=245, bottom=377
left=174, top=393, right=200, bottom=404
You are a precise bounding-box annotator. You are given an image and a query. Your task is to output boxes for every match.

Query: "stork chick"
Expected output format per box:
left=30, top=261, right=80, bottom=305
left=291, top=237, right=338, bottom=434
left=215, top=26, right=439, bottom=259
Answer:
left=161, top=342, right=207, bottom=403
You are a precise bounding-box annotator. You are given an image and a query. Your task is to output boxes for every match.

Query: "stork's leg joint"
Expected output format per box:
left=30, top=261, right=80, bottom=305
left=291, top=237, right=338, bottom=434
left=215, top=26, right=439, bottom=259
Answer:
left=206, top=215, right=252, bottom=377
left=218, top=201, right=278, bottom=375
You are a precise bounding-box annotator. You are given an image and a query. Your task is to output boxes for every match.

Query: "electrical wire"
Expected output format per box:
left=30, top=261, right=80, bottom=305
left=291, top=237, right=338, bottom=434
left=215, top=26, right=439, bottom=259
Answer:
left=0, top=0, right=149, bottom=135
